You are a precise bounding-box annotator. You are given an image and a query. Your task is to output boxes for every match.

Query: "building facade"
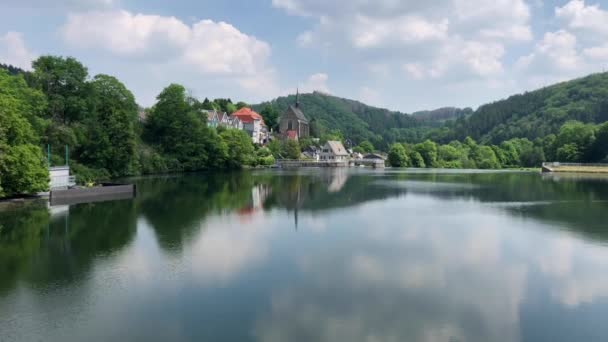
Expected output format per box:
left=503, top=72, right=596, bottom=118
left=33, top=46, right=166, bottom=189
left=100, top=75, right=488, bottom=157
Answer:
left=204, top=110, right=243, bottom=130
left=231, top=107, right=269, bottom=145
left=279, top=92, right=309, bottom=139
left=319, top=141, right=349, bottom=162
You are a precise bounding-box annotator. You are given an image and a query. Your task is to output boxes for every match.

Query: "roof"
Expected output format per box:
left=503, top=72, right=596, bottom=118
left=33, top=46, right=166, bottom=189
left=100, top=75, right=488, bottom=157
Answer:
left=285, top=105, right=309, bottom=123
left=363, top=153, right=387, bottom=160
left=325, top=141, right=349, bottom=156
left=232, top=107, right=264, bottom=124
left=203, top=110, right=222, bottom=121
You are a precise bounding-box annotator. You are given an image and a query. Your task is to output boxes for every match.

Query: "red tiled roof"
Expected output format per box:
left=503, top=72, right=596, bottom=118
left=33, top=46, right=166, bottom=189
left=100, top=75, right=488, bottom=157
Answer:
left=231, top=107, right=264, bottom=124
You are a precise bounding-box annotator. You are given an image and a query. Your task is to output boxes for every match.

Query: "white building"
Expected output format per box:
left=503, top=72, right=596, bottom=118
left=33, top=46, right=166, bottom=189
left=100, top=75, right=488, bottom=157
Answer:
left=320, top=141, right=349, bottom=162
left=232, top=107, right=269, bottom=145
left=49, top=166, right=76, bottom=190
left=204, top=110, right=243, bottom=130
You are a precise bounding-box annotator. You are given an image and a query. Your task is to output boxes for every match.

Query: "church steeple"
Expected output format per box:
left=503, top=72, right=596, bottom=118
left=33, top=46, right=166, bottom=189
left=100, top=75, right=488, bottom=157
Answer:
left=295, top=88, right=300, bottom=108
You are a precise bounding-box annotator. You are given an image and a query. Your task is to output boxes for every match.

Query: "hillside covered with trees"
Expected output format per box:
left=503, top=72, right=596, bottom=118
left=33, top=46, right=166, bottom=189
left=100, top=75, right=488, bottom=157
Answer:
left=254, top=72, right=608, bottom=168
left=254, top=92, right=433, bottom=148
left=256, top=72, right=608, bottom=149
left=442, top=72, right=608, bottom=144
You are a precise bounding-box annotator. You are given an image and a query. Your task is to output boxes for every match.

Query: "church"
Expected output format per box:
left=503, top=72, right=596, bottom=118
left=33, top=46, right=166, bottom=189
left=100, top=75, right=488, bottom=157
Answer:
left=278, top=91, right=309, bottom=139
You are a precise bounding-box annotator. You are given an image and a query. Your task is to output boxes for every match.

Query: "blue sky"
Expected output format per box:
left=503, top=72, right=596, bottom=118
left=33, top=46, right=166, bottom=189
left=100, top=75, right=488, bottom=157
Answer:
left=1, top=0, right=607, bottom=112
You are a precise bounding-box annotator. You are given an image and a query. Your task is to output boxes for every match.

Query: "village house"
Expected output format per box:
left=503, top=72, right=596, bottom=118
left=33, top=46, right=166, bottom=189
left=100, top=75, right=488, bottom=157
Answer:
left=231, top=107, right=269, bottom=145
left=279, top=91, right=309, bottom=140
left=320, top=141, right=349, bottom=162
left=204, top=110, right=243, bottom=130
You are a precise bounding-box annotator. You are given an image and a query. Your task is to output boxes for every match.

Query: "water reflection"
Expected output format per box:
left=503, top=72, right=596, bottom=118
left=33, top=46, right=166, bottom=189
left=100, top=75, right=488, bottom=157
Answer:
left=2, top=169, right=608, bottom=341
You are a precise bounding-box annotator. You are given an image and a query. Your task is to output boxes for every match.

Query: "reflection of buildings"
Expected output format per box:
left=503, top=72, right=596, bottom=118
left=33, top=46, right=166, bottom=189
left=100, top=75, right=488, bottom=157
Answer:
left=271, top=170, right=351, bottom=230
left=252, top=184, right=272, bottom=210
left=326, top=168, right=349, bottom=193
left=239, top=184, right=272, bottom=216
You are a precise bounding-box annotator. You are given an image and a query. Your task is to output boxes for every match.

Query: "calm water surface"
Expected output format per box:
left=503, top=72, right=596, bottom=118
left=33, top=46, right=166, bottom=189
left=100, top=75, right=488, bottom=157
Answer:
left=2, top=169, right=608, bottom=341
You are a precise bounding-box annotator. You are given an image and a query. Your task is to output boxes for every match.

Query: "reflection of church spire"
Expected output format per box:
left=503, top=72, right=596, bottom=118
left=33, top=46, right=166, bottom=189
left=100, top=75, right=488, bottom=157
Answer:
left=294, top=178, right=301, bottom=231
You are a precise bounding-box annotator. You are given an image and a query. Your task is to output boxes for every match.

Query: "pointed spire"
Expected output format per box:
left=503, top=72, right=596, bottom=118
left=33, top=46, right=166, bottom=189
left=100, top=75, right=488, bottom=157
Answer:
left=295, top=88, right=300, bottom=108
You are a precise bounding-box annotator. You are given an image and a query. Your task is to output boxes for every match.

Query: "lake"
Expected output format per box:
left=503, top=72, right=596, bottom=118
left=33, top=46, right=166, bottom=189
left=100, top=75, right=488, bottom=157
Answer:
left=2, top=169, right=608, bottom=342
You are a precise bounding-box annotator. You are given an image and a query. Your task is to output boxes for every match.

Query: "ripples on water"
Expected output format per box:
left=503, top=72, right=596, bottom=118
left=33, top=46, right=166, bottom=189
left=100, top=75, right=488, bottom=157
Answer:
left=2, top=169, right=608, bottom=341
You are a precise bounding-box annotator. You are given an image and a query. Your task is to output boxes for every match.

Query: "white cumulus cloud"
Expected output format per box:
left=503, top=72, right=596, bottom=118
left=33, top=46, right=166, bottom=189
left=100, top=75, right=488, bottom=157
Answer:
left=516, top=30, right=583, bottom=74
left=62, top=10, right=191, bottom=56
left=0, top=32, right=36, bottom=70
left=272, top=0, right=530, bottom=86
left=556, top=0, right=608, bottom=37
left=61, top=10, right=278, bottom=97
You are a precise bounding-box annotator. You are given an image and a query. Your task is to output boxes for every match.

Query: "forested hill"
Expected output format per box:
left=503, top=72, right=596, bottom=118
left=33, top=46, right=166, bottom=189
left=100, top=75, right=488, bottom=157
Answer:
left=412, top=107, right=473, bottom=123
left=257, top=72, right=608, bottom=148
left=254, top=91, right=441, bottom=147
left=443, top=72, right=608, bottom=144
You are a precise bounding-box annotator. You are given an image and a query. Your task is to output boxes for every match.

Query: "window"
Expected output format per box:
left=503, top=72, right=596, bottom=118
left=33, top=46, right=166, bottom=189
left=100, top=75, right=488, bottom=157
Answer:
left=288, top=120, right=293, bottom=130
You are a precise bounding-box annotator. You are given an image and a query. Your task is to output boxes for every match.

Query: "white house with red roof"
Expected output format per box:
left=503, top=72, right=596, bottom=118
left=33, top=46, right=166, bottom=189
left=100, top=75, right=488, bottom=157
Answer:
left=231, top=107, right=269, bottom=144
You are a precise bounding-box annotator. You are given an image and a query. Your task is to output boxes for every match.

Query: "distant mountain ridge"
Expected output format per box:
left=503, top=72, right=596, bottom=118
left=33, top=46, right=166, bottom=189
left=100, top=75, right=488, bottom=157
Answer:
left=444, top=72, right=608, bottom=144
left=254, top=91, right=472, bottom=147
left=255, top=71, right=608, bottom=148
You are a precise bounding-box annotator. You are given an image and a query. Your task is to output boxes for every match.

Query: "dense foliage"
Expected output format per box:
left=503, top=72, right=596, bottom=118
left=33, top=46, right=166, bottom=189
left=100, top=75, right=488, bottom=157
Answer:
left=0, top=56, right=259, bottom=196
left=0, top=70, right=48, bottom=197
left=0, top=63, right=26, bottom=76
left=412, top=107, right=473, bottom=123
left=435, top=73, right=608, bottom=144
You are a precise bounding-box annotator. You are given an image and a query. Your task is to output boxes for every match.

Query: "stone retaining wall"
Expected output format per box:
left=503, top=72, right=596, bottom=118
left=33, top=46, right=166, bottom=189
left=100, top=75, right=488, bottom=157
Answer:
left=50, top=184, right=136, bottom=206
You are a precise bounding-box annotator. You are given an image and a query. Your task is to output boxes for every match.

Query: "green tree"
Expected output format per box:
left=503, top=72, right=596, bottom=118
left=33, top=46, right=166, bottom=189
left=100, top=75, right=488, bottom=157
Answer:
left=220, top=129, right=255, bottom=168
left=356, top=140, right=374, bottom=153
left=499, top=140, right=520, bottom=167
left=0, top=70, right=48, bottom=196
left=474, top=146, right=500, bottom=169
left=213, top=98, right=236, bottom=113
left=201, top=98, right=218, bottom=111
left=554, top=121, right=596, bottom=161
left=256, top=147, right=276, bottom=166
left=260, top=104, right=279, bottom=131
left=236, top=101, right=248, bottom=110
left=268, top=139, right=281, bottom=158
left=437, top=144, right=463, bottom=168
left=145, top=84, right=227, bottom=171
left=410, top=151, right=426, bottom=168
left=298, top=137, right=316, bottom=151
left=281, top=140, right=301, bottom=159
left=31, top=56, right=90, bottom=124
left=520, top=146, right=545, bottom=167
left=415, top=140, right=438, bottom=167
left=557, top=143, right=581, bottom=162
left=388, top=143, right=410, bottom=167
left=80, top=74, right=139, bottom=176
left=590, top=122, right=608, bottom=162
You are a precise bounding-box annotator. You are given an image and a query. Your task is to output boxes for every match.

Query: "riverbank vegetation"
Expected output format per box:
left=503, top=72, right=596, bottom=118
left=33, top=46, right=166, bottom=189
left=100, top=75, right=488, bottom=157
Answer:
left=2, top=57, right=608, bottom=197
left=0, top=57, right=260, bottom=197
left=387, top=120, right=608, bottom=169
